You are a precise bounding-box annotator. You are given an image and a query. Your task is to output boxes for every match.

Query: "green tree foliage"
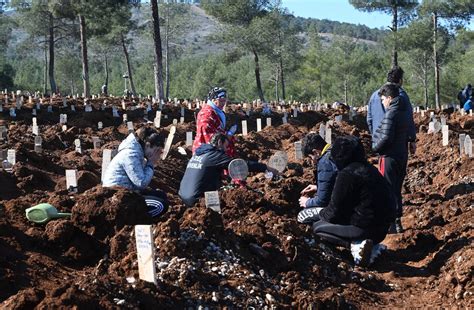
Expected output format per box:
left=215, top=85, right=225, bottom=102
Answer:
left=0, top=12, right=15, bottom=89
left=418, top=0, right=474, bottom=109
left=349, top=0, right=418, bottom=66
left=202, top=0, right=277, bottom=101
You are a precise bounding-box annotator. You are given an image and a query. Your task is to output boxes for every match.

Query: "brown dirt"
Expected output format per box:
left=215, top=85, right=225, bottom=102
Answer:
left=0, top=96, right=473, bottom=308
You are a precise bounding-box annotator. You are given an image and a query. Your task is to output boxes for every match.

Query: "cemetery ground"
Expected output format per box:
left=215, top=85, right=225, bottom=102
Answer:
left=0, top=96, right=473, bottom=308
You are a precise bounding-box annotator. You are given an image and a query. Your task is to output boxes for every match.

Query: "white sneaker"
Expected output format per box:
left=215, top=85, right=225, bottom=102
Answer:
left=351, top=239, right=373, bottom=267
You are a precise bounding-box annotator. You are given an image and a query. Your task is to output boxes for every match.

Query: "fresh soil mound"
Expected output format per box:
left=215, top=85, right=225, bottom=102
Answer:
left=0, top=97, right=473, bottom=308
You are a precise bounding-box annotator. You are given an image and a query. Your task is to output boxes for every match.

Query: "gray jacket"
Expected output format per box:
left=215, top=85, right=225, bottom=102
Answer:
left=102, top=133, right=154, bottom=190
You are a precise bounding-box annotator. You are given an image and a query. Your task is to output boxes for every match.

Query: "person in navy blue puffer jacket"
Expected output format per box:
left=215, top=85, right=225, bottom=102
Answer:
left=297, top=133, right=338, bottom=225
left=372, top=83, right=410, bottom=233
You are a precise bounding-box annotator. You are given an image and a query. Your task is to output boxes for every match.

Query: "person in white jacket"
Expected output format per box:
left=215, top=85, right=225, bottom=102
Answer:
left=102, top=127, right=168, bottom=217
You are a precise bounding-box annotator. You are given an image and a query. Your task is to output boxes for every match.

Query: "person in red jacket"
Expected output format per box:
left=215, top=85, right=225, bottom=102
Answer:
left=192, top=87, right=237, bottom=156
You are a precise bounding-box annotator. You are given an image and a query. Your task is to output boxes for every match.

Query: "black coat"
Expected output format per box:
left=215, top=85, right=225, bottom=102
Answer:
left=319, top=161, right=396, bottom=230
left=373, top=96, right=409, bottom=162
left=178, top=144, right=267, bottom=206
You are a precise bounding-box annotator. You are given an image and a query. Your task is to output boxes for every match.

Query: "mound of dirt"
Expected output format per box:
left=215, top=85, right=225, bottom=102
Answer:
left=0, top=96, right=472, bottom=308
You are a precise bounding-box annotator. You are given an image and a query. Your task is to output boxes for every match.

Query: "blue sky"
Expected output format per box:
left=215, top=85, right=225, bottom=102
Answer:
left=281, top=0, right=473, bottom=30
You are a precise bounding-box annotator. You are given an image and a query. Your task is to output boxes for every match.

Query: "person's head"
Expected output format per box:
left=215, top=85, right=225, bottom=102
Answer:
left=135, top=127, right=164, bottom=157
left=378, top=83, right=400, bottom=109
left=387, top=66, right=404, bottom=86
left=210, top=132, right=229, bottom=151
left=208, top=87, right=228, bottom=109
left=302, top=133, right=327, bottom=163
left=330, top=136, right=366, bottom=170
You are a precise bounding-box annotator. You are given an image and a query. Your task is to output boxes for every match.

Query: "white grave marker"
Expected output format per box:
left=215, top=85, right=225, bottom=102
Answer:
left=256, top=118, right=262, bottom=132
left=428, top=122, right=435, bottom=134
left=464, top=135, right=472, bottom=158
left=9, top=108, right=16, bottom=117
left=266, top=117, right=271, bottom=127
left=442, top=125, right=449, bottom=146
left=459, top=133, right=466, bottom=156
left=204, top=191, right=221, bottom=213
left=112, top=106, right=119, bottom=117
left=92, top=136, right=100, bottom=149
left=319, top=123, right=326, bottom=140
left=34, top=136, right=42, bottom=152
left=294, top=141, right=303, bottom=160
left=242, top=120, right=248, bottom=136
left=127, top=121, right=134, bottom=132
left=186, top=132, right=193, bottom=146
left=71, top=105, right=76, bottom=112
left=180, top=116, right=184, bottom=124
left=7, top=149, right=16, bottom=165
left=134, top=225, right=157, bottom=284
left=74, top=139, right=82, bottom=154
left=268, top=151, right=288, bottom=173
left=228, top=159, right=249, bottom=182
left=325, top=128, right=332, bottom=144
left=98, top=122, right=103, bottom=130
left=101, top=149, right=112, bottom=182
left=65, top=169, right=78, bottom=193
left=123, top=114, right=128, bottom=123
left=162, top=126, right=176, bottom=160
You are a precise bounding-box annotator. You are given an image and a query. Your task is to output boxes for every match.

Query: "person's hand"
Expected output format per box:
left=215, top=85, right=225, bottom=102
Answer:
left=300, top=184, right=317, bottom=195
left=409, top=141, right=417, bottom=155
left=227, top=124, right=238, bottom=136
left=299, top=196, right=309, bottom=208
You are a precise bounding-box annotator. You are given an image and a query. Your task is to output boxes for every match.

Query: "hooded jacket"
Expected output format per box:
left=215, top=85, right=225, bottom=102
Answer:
left=305, top=145, right=338, bottom=208
left=372, top=96, right=410, bottom=162
left=319, top=136, right=396, bottom=230
left=102, top=134, right=154, bottom=191
left=179, top=143, right=267, bottom=206
left=367, top=87, right=416, bottom=143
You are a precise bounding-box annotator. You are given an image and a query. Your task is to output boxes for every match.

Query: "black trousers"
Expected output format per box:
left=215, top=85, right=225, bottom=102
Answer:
left=140, top=189, right=169, bottom=218
left=379, top=156, right=407, bottom=218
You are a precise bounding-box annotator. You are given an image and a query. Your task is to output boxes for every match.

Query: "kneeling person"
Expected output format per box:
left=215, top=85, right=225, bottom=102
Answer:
left=102, top=127, right=169, bottom=218
left=310, top=136, right=396, bottom=266
left=179, top=133, right=277, bottom=207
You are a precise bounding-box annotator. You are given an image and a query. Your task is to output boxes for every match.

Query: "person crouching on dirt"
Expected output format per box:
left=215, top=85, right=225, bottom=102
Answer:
left=192, top=87, right=237, bottom=157
left=102, top=127, right=169, bottom=218
left=297, top=133, right=338, bottom=224
left=309, top=136, right=396, bottom=266
left=179, top=133, right=279, bottom=207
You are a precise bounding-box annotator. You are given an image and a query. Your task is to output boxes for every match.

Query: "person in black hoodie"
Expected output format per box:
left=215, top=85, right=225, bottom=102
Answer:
left=310, top=136, right=396, bottom=266
left=178, top=133, right=278, bottom=207
left=373, top=83, right=409, bottom=233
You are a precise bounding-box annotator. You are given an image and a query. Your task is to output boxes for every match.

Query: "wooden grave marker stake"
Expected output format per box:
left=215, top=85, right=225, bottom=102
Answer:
left=161, top=126, right=176, bottom=160
left=134, top=225, right=157, bottom=285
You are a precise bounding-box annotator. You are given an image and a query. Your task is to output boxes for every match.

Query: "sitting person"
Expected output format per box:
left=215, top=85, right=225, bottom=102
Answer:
left=309, top=136, right=396, bottom=266
left=102, top=127, right=168, bottom=218
left=297, top=133, right=338, bottom=224
left=179, top=133, right=278, bottom=207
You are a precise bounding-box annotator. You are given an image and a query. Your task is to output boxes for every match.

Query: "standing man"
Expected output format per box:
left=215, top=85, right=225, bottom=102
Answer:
left=367, top=67, right=416, bottom=233
left=192, top=87, right=237, bottom=157
left=372, top=83, right=409, bottom=233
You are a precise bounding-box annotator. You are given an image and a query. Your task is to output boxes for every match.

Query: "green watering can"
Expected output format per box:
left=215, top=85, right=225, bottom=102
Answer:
left=25, top=203, right=72, bottom=224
